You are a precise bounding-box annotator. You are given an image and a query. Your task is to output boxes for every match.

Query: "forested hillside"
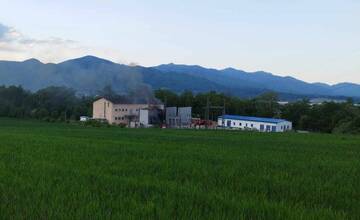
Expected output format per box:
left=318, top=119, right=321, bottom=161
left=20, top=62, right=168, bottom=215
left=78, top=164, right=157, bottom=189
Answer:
left=1, top=56, right=360, bottom=98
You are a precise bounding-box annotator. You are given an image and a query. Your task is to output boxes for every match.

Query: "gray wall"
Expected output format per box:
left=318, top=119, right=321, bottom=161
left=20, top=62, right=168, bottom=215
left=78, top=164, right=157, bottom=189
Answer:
left=166, top=107, right=192, bottom=128
left=178, top=107, right=192, bottom=127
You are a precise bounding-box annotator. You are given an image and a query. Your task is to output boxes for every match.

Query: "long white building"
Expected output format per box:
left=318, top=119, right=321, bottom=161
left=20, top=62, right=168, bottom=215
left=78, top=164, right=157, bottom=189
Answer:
left=218, top=115, right=292, bottom=132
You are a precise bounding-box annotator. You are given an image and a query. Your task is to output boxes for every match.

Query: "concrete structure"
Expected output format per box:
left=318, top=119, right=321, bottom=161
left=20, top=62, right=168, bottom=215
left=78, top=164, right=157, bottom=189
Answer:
left=139, top=108, right=162, bottom=127
left=166, top=107, right=192, bottom=128
left=166, top=107, right=178, bottom=128
left=93, top=97, right=164, bottom=126
left=178, top=107, right=192, bottom=127
left=218, top=115, right=292, bottom=132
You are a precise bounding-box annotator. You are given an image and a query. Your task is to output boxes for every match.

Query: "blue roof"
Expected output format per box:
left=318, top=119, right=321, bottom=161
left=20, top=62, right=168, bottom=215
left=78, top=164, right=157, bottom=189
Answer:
left=219, top=115, right=288, bottom=124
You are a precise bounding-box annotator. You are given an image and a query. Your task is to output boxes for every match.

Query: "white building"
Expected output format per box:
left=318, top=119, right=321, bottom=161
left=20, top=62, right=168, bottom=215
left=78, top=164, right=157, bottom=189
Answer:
left=218, top=115, right=292, bottom=132
left=309, top=98, right=346, bottom=105
left=80, top=116, right=91, bottom=122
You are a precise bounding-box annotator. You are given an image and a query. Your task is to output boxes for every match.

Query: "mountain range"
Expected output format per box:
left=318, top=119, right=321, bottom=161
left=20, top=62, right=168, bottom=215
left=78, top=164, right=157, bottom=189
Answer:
left=0, top=55, right=359, bottom=100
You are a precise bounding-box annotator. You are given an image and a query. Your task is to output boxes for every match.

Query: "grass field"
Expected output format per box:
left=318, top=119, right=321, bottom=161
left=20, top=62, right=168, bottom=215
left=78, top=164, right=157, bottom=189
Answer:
left=0, top=118, right=359, bottom=219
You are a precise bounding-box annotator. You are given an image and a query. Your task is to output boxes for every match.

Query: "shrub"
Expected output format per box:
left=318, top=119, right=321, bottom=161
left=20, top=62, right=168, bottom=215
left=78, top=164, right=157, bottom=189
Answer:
left=83, top=119, right=107, bottom=127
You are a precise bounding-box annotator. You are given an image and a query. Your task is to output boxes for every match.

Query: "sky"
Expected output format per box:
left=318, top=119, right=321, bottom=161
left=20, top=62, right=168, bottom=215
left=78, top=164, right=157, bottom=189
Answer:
left=0, top=0, right=359, bottom=84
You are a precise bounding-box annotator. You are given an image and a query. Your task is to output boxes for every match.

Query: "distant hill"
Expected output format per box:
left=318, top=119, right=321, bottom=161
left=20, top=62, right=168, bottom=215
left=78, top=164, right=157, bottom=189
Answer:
left=155, top=63, right=360, bottom=97
left=0, top=56, right=359, bottom=99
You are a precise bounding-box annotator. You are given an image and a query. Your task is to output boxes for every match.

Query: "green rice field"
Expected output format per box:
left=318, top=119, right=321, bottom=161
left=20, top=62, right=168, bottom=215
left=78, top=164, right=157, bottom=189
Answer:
left=0, top=118, right=359, bottom=219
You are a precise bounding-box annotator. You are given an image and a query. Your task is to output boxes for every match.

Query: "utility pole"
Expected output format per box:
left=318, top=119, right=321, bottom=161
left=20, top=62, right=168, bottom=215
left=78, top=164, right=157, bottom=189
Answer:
left=223, top=99, right=226, bottom=115
left=164, top=95, right=167, bottom=126
left=205, top=96, right=210, bottom=129
left=64, top=109, right=67, bottom=121
left=222, top=99, right=226, bottom=127
left=203, top=97, right=226, bottom=129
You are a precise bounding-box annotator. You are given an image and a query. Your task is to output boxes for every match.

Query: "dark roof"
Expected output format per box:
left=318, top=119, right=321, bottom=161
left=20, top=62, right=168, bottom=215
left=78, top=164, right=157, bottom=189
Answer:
left=219, top=115, right=289, bottom=124
left=95, top=96, right=132, bottom=104
left=96, top=96, right=163, bottom=105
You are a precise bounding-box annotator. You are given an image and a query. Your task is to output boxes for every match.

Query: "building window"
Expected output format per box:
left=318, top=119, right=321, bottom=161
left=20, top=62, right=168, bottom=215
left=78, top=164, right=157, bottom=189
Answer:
left=260, top=124, right=264, bottom=131
left=251, top=124, right=253, bottom=127
left=272, top=126, right=276, bottom=132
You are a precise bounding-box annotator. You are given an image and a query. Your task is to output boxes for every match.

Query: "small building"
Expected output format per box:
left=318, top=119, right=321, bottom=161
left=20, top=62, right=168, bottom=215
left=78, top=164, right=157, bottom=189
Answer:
left=80, top=116, right=91, bottom=122
left=309, top=98, right=346, bottom=105
left=277, top=101, right=289, bottom=106
left=218, top=115, right=292, bottom=132
left=166, top=107, right=192, bottom=128
left=93, top=97, right=164, bottom=126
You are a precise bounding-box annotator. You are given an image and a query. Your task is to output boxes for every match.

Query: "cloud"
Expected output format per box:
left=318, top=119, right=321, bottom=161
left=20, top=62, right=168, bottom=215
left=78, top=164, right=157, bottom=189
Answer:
left=0, top=23, right=76, bottom=44
left=0, top=22, right=136, bottom=65
left=0, top=23, right=92, bottom=63
left=0, top=23, right=36, bottom=44
left=0, top=23, right=11, bottom=40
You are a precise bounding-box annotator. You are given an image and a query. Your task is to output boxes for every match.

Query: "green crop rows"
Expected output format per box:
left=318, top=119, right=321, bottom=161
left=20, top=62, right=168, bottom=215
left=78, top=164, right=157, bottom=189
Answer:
left=0, top=118, right=359, bottom=219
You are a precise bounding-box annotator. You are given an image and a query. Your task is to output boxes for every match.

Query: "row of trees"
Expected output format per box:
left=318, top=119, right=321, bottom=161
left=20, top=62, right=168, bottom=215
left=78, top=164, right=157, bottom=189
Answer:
left=155, top=89, right=360, bottom=134
left=1, top=85, right=359, bottom=134
left=0, top=86, right=93, bottom=121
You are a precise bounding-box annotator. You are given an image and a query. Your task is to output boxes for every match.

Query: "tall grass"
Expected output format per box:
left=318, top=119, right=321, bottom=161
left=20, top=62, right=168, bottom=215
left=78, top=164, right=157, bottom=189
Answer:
left=0, top=118, right=359, bottom=219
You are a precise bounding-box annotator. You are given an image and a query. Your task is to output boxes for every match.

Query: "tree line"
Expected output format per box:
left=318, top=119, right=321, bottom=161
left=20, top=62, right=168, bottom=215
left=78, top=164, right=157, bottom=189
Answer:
left=155, top=89, right=360, bottom=134
left=0, top=85, right=93, bottom=122
left=1, top=85, right=359, bottom=134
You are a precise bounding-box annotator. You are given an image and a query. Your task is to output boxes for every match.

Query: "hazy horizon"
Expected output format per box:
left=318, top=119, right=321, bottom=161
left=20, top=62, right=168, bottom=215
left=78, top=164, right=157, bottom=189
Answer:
left=0, top=54, right=356, bottom=87
left=0, top=0, right=359, bottom=84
